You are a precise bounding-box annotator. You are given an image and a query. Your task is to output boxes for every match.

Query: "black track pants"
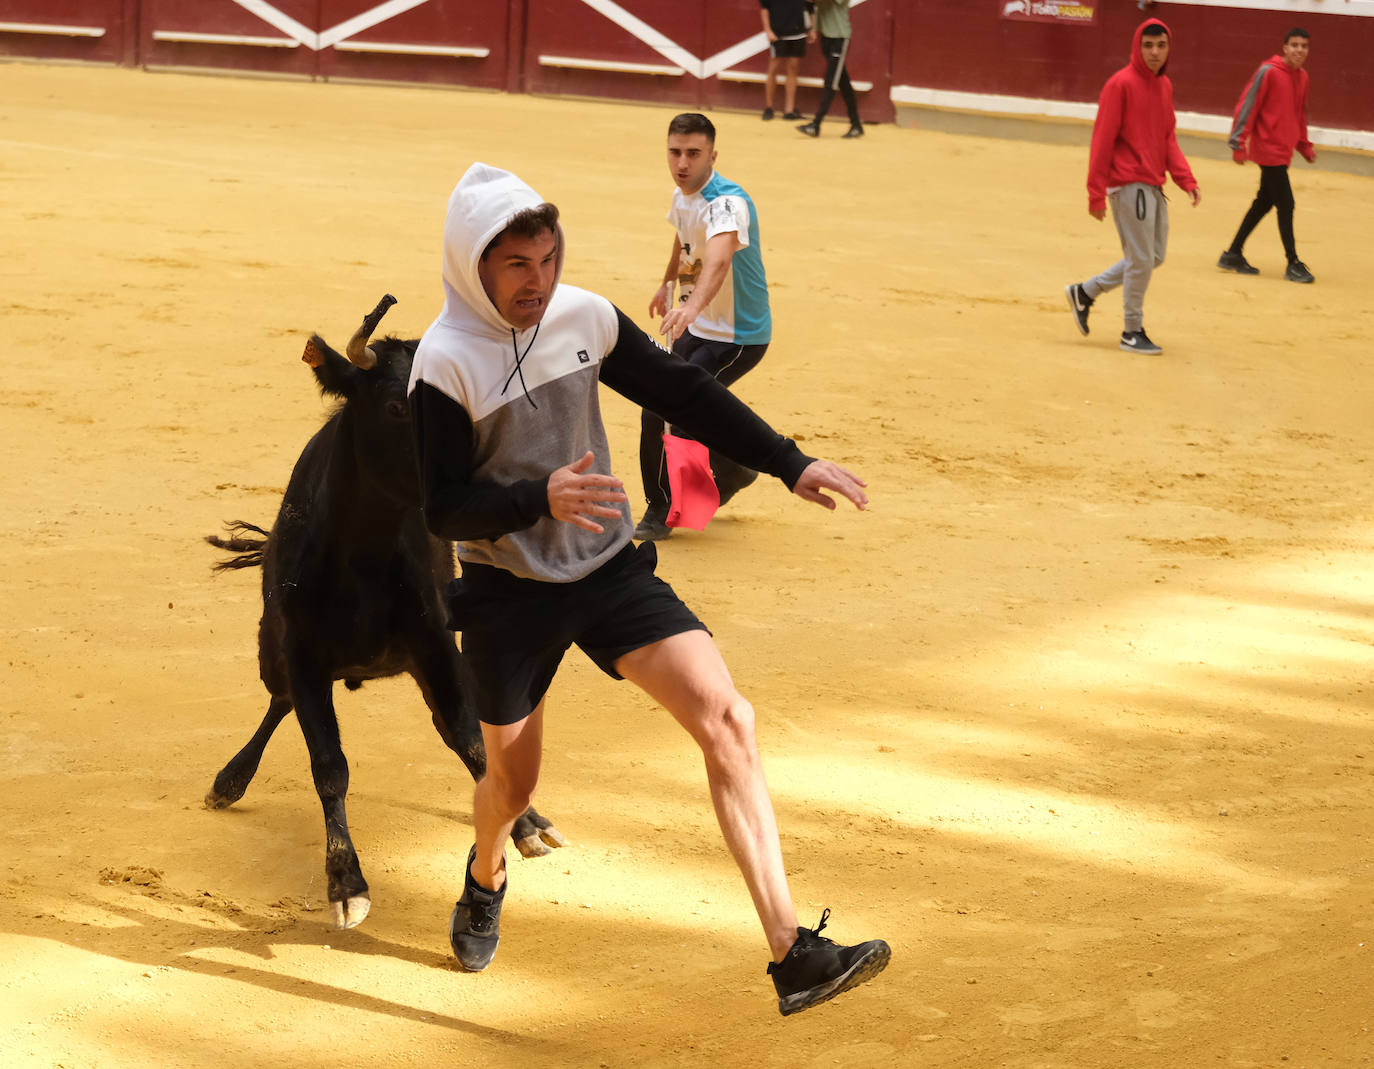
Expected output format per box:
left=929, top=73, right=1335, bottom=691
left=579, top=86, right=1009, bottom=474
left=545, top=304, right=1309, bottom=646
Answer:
left=813, top=35, right=861, bottom=129
left=1229, top=164, right=1298, bottom=263
left=638, top=333, right=768, bottom=513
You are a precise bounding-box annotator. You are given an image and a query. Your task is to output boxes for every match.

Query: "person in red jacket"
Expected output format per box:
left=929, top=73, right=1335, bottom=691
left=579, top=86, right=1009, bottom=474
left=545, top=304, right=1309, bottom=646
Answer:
left=1217, top=28, right=1316, bottom=283
left=1064, top=19, right=1201, bottom=356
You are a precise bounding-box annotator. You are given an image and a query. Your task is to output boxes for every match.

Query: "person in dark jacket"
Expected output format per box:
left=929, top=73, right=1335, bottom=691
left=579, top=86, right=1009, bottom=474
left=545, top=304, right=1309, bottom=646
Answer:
left=1063, top=19, right=1201, bottom=356
left=1217, top=28, right=1317, bottom=283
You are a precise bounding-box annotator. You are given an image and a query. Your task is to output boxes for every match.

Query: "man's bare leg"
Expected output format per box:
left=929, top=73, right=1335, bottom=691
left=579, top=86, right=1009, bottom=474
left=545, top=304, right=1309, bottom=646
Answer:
left=783, top=56, right=801, bottom=115
left=471, top=700, right=546, bottom=892
left=616, top=630, right=799, bottom=961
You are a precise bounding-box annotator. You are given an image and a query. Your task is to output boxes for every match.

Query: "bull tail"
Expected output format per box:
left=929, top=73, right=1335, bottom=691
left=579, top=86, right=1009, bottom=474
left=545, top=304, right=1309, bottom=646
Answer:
left=205, top=520, right=270, bottom=571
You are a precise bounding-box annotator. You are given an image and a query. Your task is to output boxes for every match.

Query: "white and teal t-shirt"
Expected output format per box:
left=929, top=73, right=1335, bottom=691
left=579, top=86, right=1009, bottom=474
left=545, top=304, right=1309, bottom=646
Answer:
left=668, top=172, right=772, bottom=346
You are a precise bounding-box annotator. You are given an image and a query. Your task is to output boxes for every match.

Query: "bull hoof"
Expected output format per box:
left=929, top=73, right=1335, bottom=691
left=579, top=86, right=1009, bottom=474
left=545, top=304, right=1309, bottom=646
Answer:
left=514, top=833, right=550, bottom=858
left=332, top=894, right=371, bottom=929
left=203, top=790, right=234, bottom=810
left=513, top=825, right=567, bottom=858
left=539, top=825, right=568, bottom=849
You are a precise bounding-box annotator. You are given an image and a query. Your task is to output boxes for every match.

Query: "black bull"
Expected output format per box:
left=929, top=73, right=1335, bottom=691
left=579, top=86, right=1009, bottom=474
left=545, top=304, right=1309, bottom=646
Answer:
left=205, top=296, right=563, bottom=929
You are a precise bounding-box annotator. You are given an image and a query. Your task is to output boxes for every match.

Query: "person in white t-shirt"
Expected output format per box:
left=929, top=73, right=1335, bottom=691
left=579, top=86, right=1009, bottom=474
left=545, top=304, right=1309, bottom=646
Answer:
left=635, top=113, right=775, bottom=542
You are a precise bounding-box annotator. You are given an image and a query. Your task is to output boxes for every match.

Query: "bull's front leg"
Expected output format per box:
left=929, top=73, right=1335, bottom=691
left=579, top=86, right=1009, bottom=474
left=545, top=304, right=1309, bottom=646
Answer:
left=411, top=639, right=567, bottom=858
left=287, top=657, right=370, bottom=928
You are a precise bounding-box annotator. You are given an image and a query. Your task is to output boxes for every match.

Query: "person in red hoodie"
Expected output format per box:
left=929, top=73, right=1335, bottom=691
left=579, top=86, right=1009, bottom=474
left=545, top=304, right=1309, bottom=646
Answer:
left=1217, top=28, right=1316, bottom=283
left=1065, top=19, right=1201, bottom=356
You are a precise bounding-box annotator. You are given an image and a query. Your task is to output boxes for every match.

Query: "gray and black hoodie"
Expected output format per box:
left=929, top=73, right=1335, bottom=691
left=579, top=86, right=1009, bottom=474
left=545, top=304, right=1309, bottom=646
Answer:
left=409, top=162, right=813, bottom=583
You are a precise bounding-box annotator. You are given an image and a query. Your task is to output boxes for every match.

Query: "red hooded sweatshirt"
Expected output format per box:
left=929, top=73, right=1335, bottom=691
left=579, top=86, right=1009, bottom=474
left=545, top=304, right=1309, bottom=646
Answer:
left=1227, top=54, right=1314, bottom=166
left=1086, top=18, right=1198, bottom=213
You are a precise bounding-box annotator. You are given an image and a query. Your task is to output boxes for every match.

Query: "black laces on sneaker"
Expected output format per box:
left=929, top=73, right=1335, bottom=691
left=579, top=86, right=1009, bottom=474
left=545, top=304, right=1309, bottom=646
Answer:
left=790, top=908, right=838, bottom=954
left=768, top=908, right=838, bottom=976
left=468, top=895, right=500, bottom=933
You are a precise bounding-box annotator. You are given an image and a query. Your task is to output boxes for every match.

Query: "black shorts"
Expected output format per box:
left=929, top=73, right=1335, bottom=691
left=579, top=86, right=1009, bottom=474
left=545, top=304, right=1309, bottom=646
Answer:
left=448, top=541, right=709, bottom=726
left=770, top=38, right=805, bottom=59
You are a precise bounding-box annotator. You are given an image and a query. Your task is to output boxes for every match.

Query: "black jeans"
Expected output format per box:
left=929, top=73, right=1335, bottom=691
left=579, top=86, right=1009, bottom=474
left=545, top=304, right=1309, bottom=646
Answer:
left=1229, top=164, right=1298, bottom=263
left=638, top=332, right=769, bottom=513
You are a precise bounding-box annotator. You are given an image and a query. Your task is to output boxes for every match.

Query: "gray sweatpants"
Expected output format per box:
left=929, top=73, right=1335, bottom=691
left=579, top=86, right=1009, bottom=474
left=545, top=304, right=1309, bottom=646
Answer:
left=1082, top=183, right=1169, bottom=334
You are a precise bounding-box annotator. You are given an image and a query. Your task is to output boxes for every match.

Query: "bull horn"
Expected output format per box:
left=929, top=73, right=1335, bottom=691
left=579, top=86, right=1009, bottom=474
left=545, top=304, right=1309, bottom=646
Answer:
left=345, top=294, right=398, bottom=369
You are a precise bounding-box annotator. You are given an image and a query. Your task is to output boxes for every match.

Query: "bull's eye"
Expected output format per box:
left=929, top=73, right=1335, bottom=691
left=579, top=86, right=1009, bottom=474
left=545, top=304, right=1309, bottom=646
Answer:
left=386, top=400, right=409, bottom=420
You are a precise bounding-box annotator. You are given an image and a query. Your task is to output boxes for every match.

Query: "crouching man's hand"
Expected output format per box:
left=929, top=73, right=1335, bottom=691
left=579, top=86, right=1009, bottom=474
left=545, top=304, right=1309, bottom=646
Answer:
left=792, top=460, right=868, bottom=512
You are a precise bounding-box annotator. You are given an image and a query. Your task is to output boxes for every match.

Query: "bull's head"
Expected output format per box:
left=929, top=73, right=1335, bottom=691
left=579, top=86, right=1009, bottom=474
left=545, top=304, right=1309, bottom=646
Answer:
left=300, top=296, right=422, bottom=506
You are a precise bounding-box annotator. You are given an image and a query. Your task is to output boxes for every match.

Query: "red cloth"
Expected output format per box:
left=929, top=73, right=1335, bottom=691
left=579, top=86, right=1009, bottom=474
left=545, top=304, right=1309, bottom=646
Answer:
left=1086, top=18, right=1198, bottom=214
left=1229, top=55, right=1314, bottom=166
left=662, top=434, right=720, bottom=531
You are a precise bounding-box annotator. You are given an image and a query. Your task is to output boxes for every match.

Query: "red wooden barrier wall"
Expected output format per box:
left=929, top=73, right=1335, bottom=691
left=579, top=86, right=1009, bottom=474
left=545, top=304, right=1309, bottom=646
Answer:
left=889, top=2, right=1372, bottom=134
left=0, top=0, right=137, bottom=64
left=1, top=1, right=1369, bottom=135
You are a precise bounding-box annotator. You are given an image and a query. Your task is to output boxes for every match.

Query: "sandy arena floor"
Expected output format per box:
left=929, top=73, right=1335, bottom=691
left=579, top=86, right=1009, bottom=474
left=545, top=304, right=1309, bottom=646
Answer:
left=3, top=62, right=1373, bottom=1068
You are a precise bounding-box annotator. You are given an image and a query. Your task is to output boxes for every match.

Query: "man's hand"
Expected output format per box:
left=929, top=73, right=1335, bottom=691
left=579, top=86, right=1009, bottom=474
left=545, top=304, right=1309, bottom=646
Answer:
left=660, top=231, right=740, bottom=342
left=792, top=460, right=869, bottom=512
left=1090, top=207, right=1107, bottom=221
left=1188, top=187, right=1202, bottom=207
left=659, top=304, right=697, bottom=342
left=649, top=281, right=673, bottom=320
left=547, top=452, right=627, bottom=534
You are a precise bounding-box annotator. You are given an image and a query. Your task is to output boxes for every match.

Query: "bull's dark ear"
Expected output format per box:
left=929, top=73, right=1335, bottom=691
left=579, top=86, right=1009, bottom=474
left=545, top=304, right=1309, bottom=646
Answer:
left=301, top=333, right=359, bottom=400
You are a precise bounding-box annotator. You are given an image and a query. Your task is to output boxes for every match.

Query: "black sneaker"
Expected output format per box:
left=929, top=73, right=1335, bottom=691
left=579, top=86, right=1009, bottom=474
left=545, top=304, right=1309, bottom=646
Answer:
left=842, top=125, right=864, bottom=139
left=766, top=909, right=891, bottom=1017
left=1217, top=249, right=1259, bottom=275
left=1119, top=330, right=1162, bottom=355
left=1284, top=260, right=1315, bottom=284
left=449, top=846, right=506, bottom=972
left=1065, top=283, right=1093, bottom=336
left=761, top=108, right=774, bottom=121
left=782, top=110, right=803, bottom=120
left=796, top=121, right=820, bottom=138
left=633, top=504, right=672, bottom=542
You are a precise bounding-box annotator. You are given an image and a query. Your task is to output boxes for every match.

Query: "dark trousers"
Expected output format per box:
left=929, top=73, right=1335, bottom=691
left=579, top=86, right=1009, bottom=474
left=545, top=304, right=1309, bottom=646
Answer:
left=1229, top=164, right=1298, bottom=263
left=638, top=333, right=769, bottom=513
left=814, top=35, right=861, bottom=129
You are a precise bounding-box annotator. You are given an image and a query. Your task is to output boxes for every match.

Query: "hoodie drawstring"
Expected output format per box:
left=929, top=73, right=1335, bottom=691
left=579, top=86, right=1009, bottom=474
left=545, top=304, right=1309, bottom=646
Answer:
left=501, top=323, right=541, bottom=409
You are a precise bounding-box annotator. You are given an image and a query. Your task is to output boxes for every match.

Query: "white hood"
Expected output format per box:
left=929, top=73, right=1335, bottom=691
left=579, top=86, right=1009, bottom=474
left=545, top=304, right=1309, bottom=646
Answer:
left=438, top=162, right=566, bottom=337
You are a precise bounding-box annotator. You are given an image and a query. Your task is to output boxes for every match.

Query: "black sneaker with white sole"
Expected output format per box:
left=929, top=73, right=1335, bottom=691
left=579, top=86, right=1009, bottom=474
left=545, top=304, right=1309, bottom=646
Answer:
left=449, top=846, right=506, bottom=972
left=766, top=908, right=891, bottom=1016
left=1284, top=260, right=1315, bottom=284
left=1119, top=330, right=1162, bottom=355
left=1217, top=249, right=1259, bottom=275
left=1065, top=283, right=1093, bottom=336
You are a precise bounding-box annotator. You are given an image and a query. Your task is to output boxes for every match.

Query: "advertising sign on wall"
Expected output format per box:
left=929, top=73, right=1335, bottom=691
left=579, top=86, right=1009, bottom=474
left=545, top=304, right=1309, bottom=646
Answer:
left=998, top=0, right=1097, bottom=24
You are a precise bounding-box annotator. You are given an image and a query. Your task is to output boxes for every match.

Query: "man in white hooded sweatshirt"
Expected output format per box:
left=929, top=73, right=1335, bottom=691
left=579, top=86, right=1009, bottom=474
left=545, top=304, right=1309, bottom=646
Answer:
left=408, top=162, right=890, bottom=1016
